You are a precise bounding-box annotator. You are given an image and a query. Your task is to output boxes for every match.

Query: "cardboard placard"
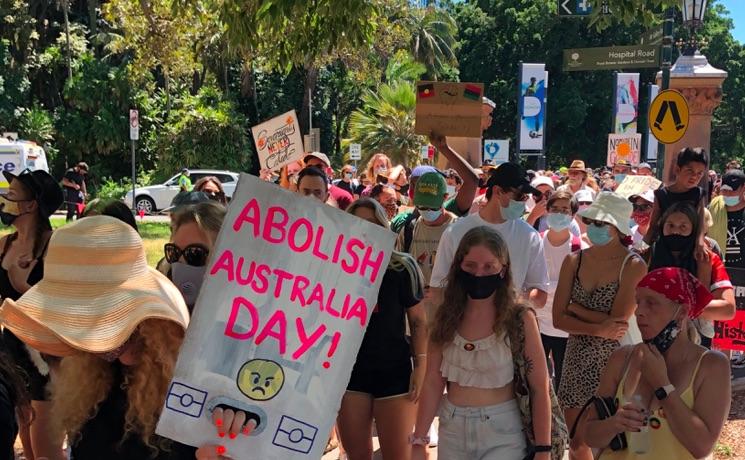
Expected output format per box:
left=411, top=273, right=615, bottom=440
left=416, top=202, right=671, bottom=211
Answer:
left=415, top=81, right=484, bottom=137
left=714, top=267, right=745, bottom=351
left=614, top=175, right=661, bottom=199
left=607, top=133, right=641, bottom=166
left=156, top=174, right=395, bottom=459
left=251, top=110, right=305, bottom=172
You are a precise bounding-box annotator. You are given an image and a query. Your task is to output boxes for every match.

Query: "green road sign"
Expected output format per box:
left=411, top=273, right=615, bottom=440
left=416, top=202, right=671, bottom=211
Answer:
left=563, top=45, right=661, bottom=72
left=640, top=26, right=663, bottom=46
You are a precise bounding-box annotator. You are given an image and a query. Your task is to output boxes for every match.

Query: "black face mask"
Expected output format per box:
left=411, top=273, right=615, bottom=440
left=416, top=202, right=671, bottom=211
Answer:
left=663, top=234, right=693, bottom=252
left=644, top=307, right=682, bottom=353
left=457, top=269, right=505, bottom=300
left=398, top=184, right=410, bottom=196
left=0, top=212, right=17, bottom=226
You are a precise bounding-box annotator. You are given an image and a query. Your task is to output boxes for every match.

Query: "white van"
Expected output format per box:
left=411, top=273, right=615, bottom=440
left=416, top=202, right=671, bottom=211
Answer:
left=0, top=139, right=50, bottom=190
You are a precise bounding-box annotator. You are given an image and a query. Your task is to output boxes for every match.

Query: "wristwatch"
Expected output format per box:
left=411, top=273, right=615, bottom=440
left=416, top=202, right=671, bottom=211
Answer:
left=408, top=434, right=430, bottom=446
left=533, top=445, right=552, bottom=453
left=654, top=384, right=676, bottom=401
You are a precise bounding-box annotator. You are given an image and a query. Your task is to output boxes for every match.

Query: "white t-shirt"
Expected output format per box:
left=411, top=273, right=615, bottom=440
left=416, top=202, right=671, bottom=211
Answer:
left=631, top=225, right=649, bottom=252
left=537, top=233, right=589, bottom=338
left=430, top=212, right=550, bottom=294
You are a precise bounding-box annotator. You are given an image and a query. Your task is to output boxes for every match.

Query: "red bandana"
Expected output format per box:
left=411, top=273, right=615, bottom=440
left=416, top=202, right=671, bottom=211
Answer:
left=637, top=267, right=712, bottom=319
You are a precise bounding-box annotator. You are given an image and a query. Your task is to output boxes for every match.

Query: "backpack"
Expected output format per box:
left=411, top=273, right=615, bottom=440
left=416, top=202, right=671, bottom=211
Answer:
left=540, top=230, right=582, bottom=253
left=401, top=211, right=420, bottom=254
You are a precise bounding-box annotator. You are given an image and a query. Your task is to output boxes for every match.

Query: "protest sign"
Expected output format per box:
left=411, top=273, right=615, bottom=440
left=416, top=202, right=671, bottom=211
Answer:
left=714, top=267, right=745, bottom=351
left=156, top=174, right=396, bottom=459
left=251, top=110, right=305, bottom=172
left=607, top=133, right=641, bottom=166
left=614, top=175, right=661, bottom=199
left=415, top=81, right=484, bottom=137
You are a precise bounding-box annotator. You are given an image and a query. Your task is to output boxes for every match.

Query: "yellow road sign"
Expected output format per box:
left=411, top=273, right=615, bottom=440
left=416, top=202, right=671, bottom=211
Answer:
left=648, top=89, right=689, bottom=144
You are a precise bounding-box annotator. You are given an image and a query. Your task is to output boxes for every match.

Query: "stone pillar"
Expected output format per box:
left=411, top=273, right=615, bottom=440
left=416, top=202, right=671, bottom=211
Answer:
left=656, top=52, right=727, bottom=183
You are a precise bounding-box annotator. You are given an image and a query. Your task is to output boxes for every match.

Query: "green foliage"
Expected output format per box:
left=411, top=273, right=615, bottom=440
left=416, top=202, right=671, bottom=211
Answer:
left=17, top=105, right=55, bottom=145
left=154, top=86, right=253, bottom=177
left=402, top=6, right=458, bottom=80
left=347, top=54, right=427, bottom=166
left=94, top=169, right=153, bottom=200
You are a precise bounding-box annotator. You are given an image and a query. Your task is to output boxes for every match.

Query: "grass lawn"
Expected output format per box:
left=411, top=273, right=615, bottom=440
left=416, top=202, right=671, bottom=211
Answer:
left=0, top=218, right=171, bottom=268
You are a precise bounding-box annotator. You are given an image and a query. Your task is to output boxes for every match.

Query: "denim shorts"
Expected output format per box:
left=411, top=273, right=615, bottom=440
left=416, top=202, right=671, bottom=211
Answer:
left=437, top=396, right=527, bottom=460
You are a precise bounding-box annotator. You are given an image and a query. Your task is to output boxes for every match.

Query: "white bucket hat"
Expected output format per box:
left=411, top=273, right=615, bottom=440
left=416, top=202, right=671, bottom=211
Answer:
left=578, top=191, right=633, bottom=236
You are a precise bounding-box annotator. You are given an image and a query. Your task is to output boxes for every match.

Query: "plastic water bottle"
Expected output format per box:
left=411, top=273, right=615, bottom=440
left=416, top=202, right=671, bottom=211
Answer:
left=628, top=394, right=650, bottom=454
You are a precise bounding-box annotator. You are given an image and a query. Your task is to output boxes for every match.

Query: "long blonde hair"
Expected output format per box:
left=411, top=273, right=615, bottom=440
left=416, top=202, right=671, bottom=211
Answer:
left=430, top=226, right=525, bottom=346
left=50, top=319, right=184, bottom=452
left=365, top=153, right=393, bottom=183
left=347, top=198, right=423, bottom=300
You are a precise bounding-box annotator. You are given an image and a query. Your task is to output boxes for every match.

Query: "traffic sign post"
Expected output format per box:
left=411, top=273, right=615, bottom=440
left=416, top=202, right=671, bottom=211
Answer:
left=656, top=7, right=675, bottom=180
left=648, top=89, right=689, bottom=145
left=349, top=143, right=361, bottom=160
left=129, top=109, right=139, bottom=212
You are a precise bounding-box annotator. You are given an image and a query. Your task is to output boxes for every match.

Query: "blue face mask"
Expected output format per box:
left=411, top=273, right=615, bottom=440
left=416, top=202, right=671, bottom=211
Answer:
left=724, top=195, right=741, bottom=207
left=420, top=208, right=443, bottom=222
left=546, top=212, right=572, bottom=231
left=614, top=174, right=627, bottom=184
left=587, top=223, right=613, bottom=246
left=502, top=199, right=526, bottom=220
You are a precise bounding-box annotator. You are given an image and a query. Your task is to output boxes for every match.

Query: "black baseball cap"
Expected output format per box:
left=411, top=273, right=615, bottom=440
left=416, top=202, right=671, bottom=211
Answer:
left=486, top=162, right=540, bottom=196
left=722, top=169, right=745, bottom=191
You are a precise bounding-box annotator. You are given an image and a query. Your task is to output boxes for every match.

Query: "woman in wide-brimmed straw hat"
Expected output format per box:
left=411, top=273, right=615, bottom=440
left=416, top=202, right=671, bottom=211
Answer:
left=0, top=168, right=64, bottom=459
left=0, top=216, right=198, bottom=459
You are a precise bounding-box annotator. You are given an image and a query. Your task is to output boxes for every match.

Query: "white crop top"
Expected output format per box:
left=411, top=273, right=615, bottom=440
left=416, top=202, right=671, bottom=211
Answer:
left=440, top=332, right=514, bottom=389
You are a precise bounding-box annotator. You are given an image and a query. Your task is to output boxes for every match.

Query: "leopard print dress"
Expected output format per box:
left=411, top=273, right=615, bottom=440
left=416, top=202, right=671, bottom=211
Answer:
left=557, top=251, right=632, bottom=409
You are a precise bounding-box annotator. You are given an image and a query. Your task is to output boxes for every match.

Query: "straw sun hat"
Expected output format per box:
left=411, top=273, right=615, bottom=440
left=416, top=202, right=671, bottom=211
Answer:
left=578, top=191, right=633, bottom=236
left=0, top=216, right=189, bottom=357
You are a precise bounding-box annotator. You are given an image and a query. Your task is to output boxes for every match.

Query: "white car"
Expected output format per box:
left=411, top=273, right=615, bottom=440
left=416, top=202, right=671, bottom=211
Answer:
left=123, top=169, right=240, bottom=213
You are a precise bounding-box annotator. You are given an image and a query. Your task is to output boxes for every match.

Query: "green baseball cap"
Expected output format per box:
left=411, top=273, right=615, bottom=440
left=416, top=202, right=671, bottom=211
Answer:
left=414, top=172, right=446, bottom=209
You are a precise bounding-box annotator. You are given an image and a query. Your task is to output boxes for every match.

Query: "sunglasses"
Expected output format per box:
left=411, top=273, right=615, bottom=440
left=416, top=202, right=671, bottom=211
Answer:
left=632, top=203, right=653, bottom=212
left=581, top=217, right=610, bottom=227
left=164, top=243, right=210, bottom=266
left=578, top=201, right=593, bottom=206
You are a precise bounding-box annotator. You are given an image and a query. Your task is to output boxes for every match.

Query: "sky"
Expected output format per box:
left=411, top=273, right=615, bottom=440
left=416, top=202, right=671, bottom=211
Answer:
left=718, top=0, right=744, bottom=43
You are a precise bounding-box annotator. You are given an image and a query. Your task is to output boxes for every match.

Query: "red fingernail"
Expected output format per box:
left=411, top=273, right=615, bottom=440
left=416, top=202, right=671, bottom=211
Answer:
left=216, top=419, right=223, bottom=427
left=218, top=432, right=225, bottom=438
left=217, top=445, right=226, bottom=455
left=229, top=432, right=237, bottom=439
left=242, top=426, right=251, bottom=435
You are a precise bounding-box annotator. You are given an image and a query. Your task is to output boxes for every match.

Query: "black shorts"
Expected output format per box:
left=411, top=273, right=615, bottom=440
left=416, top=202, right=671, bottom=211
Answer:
left=346, top=358, right=412, bottom=399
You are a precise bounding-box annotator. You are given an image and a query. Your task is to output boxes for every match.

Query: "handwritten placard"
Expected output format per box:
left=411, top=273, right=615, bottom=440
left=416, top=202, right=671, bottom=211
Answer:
left=714, top=267, right=745, bottom=351
left=614, top=175, right=662, bottom=199
left=607, top=133, right=641, bottom=166
left=156, top=174, right=395, bottom=459
left=415, top=81, right=484, bottom=137
left=251, top=110, right=305, bottom=172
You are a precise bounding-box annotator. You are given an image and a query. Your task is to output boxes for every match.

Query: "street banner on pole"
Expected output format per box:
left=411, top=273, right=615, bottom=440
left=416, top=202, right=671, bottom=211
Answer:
left=156, top=174, right=395, bottom=458
left=483, top=140, right=509, bottom=165
left=129, top=109, right=139, bottom=141
left=563, top=45, right=660, bottom=71
left=607, top=133, right=641, bottom=166
left=517, top=63, right=547, bottom=152
left=252, top=110, right=305, bottom=172
left=645, top=85, right=660, bottom=160
left=414, top=81, right=484, bottom=137
left=613, top=73, right=640, bottom=134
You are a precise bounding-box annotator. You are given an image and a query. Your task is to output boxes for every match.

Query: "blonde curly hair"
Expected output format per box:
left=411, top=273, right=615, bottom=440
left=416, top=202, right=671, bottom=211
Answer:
left=50, top=319, right=184, bottom=451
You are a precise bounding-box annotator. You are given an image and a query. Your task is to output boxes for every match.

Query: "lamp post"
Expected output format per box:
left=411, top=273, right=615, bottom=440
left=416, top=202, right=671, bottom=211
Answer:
left=679, top=0, right=708, bottom=56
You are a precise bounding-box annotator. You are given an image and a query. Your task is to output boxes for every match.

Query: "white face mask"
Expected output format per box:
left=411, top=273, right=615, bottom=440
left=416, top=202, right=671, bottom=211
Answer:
left=420, top=209, right=443, bottom=222
left=446, top=185, right=456, bottom=196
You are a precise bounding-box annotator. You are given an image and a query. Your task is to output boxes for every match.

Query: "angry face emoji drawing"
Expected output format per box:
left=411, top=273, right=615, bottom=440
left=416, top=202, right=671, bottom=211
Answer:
left=237, top=359, right=285, bottom=401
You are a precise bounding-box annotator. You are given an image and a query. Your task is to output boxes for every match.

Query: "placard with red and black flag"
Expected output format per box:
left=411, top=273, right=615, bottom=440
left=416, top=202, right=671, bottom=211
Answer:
left=418, top=83, right=435, bottom=99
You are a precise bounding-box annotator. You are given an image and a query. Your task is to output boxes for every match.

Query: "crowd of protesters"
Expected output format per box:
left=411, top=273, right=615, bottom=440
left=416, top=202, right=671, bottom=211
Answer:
left=0, top=130, right=739, bottom=460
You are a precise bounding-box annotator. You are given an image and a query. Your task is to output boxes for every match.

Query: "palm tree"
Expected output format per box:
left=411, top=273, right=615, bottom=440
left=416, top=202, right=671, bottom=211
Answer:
left=402, top=6, right=458, bottom=80
left=347, top=80, right=426, bottom=166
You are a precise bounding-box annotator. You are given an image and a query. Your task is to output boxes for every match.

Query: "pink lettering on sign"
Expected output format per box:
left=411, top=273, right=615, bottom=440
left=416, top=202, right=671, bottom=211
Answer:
left=223, top=295, right=340, bottom=365
left=210, top=250, right=371, bottom=328
left=230, top=198, right=386, bottom=284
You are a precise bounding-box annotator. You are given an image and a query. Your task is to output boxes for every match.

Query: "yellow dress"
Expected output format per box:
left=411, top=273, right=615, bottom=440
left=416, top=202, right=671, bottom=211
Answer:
left=599, top=353, right=706, bottom=460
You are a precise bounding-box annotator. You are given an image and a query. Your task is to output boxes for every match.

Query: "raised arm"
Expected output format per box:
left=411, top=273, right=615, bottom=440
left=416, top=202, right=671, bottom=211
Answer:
left=429, top=133, right=478, bottom=215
